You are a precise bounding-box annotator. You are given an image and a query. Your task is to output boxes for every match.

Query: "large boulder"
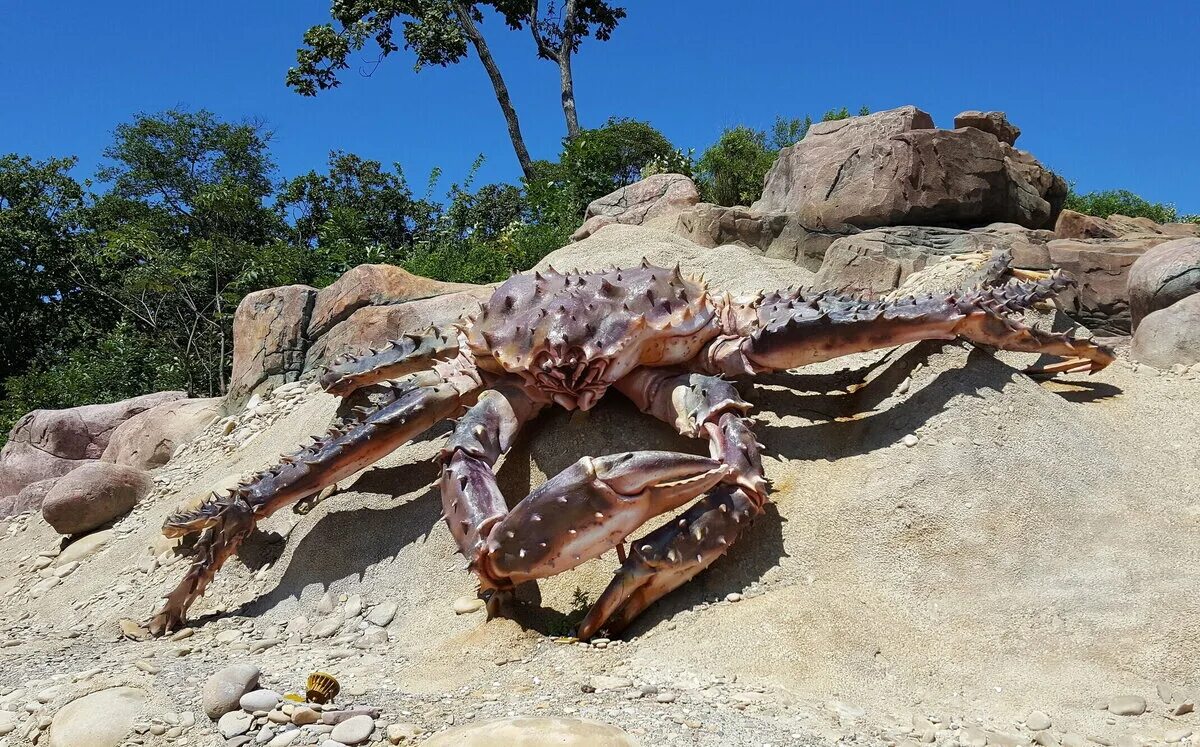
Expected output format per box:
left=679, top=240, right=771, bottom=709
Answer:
left=953, top=110, right=1021, bottom=145
left=228, top=284, right=317, bottom=402
left=0, top=391, right=184, bottom=498
left=752, top=106, right=1066, bottom=231
left=1055, top=209, right=1121, bottom=240
left=671, top=203, right=854, bottom=272
left=0, top=477, right=59, bottom=519
left=41, top=461, right=152, bottom=535
left=539, top=223, right=815, bottom=294
left=307, top=264, right=478, bottom=340
left=1131, top=293, right=1200, bottom=368
left=303, top=288, right=491, bottom=373
left=48, top=686, right=147, bottom=747
left=1047, top=236, right=1175, bottom=335
left=101, top=397, right=223, bottom=470
left=571, top=173, right=700, bottom=241
left=1127, top=238, right=1200, bottom=330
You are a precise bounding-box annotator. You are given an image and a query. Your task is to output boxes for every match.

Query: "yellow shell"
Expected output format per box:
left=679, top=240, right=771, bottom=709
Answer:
left=306, top=672, right=340, bottom=704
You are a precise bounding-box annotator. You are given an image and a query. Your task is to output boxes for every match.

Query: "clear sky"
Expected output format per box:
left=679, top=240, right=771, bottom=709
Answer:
left=3, top=1, right=1198, bottom=212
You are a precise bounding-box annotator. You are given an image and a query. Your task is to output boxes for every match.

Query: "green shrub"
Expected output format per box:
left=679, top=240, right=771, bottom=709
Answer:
left=696, top=126, right=775, bottom=206
left=1064, top=188, right=1183, bottom=223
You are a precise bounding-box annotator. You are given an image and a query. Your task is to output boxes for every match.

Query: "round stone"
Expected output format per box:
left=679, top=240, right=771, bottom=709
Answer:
left=329, top=714, right=376, bottom=744
left=203, top=662, right=260, bottom=719
left=422, top=717, right=635, bottom=746
left=239, top=689, right=281, bottom=713
left=48, top=687, right=147, bottom=747
left=217, top=710, right=253, bottom=739
left=453, top=596, right=485, bottom=615
left=1108, top=695, right=1147, bottom=716
left=1026, top=710, right=1052, bottom=731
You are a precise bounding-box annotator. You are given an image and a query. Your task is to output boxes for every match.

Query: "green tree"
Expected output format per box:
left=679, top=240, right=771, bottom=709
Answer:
left=0, top=154, right=88, bottom=384
left=1064, top=188, right=1184, bottom=223
left=548, top=117, right=677, bottom=218
left=696, top=126, right=775, bottom=206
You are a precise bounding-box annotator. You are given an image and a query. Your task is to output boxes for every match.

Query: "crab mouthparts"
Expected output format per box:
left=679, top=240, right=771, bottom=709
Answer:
left=532, top=349, right=610, bottom=411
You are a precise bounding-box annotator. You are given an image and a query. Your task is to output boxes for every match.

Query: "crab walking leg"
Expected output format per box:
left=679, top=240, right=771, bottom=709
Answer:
left=149, top=365, right=480, bottom=635
left=320, top=326, right=460, bottom=396
left=574, top=370, right=769, bottom=639
left=701, top=273, right=1115, bottom=377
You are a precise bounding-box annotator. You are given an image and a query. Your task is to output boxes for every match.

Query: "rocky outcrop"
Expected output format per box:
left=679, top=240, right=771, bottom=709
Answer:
left=101, top=397, right=223, bottom=470
left=752, top=106, right=1066, bottom=231
left=227, top=284, right=317, bottom=402
left=953, top=110, right=1021, bottom=145
left=1131, top=293, right=1200, bottom=368
left=0, top=391, right=184, bottom=498
left=1127, top=238, right=1200, bottom=330
left=41, top=461, right=152, bottom=535
left=1047, top=236, right=1175, bottom=335
left=303, top=288, right=491, bottom=373
left=671, top=203, right=854, bottom=272
left=570, top=173, right=700, bottom=241
left=306, top=264, right=477, bottom=340
left=1055, top=209, right=1122, bottom=240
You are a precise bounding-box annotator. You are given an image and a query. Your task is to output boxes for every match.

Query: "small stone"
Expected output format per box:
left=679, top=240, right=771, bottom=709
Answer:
left=218, top=710, right=253, bottom=738
left=453, top=596, right=484, bottom=615
left=267, top=709, right=290, bottom=724
left=1173, top=701, right=1194, bottom=716
left=656, top=692, right=677, bottom=703
left=202, top=662, right=260, bottom=719
left=329, top=714, right=375, bottom=744
left=589, top=675, right=633, bottom=692
left=239, top=690, right=282, bottom=713
left=1026, top=711, right=1052, bottom=731
left=344, top=594, right=363, bottom=619
left=1034, top=731, right=1059, bottom=746
left=961, top=727, right=988, bottom=747
left=267, top=730, right=301, bottom=747
left=903, top=434, right=919, bottom=447
left=292, top=707, right=319, bottom=725
left=1165, top=729, right=1192, bottom=743
left=366, top=602, right=398, bottom=627
left=724, top=593, right=743, bottom=603
left=134, top=660, right=160, bottom=675
left=387, top=722, right=422, bottom=743
left=1060, top=733, right=1088, bottom=747
left=321, top=707, right=381, bottom=725
left=1107, top=696, right=1147, bottom=716
left=215, top=629, right=242, bottom=644
left=310, top=618, right=342, bottom=639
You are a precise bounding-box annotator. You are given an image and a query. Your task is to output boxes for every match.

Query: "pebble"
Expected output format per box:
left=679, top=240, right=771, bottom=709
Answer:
left=292, top=707, right=320, bottom=725
left=1061, top=733, right=1088, bottom=747
left=1165, top=729, right=1193, bottom=743
left=903, top=434, right=919, bottom=447
left=344, top=594, right=363, bottom=619
left=1108, top=695, right=1147, bottom=716
left=387, top=723, right=422, bottom=743
left=322, top=707, right=380, bottom=725
left=215, top=629, right=242, bottom=644
left=1026, top=710, right=1052, bottom=730
left=725, top=593, right=743, bottom=603
left=329, top=714, right=375, bottom=744
left=239, top=690, right=281, bottom=713
left=453, top=597, right=484, bottom=615
left=202, top=662, right=260, bottom=719
left=267, top=731, right=301, bottom=747
left=310, top=618, right=342, bottom=638
left=217, top=710, right=253, bottom=738
left=1173, top=701, right=1194, bottom=716
left=961, top=727, right=988, bottom=747
left=366, top=601, right=398, bottom=627
left=589, top=675, right=633, bottom=692
left=656, top=692, right=677, bottom=703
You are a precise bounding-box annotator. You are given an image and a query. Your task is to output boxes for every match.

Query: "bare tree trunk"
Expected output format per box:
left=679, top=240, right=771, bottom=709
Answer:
left=529, top=0, right=583, bottom=139
left=451, top=1, right=535, bottom=180
left=558, top=41, right=581, bottom=139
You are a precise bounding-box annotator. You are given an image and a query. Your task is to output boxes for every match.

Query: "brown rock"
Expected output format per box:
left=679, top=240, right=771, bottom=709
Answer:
left=0, top=477, right=60, bottom=519
left=753, top=105, right=1065, bottom=230
left=1127, top=238, right=1200, bottom=330
left=954, top=110, right=1022, bottom=145
left=228, top=284, right=317, bottom=402
left=303, top=289, right=491, bottom=373
left=0, top=391, right=184, bottom=498
left=1055, top=209, right=1120, bottom=240
left=307, top=264, right=478, bottom=340
left=571, top=173, right=699, bottom=241
left=1131, top=293, right=1200, bottom=369
left=1107, top=214, right=1165, bottom=236
left=1048, top=236, right=1175, bottom=334
left=102, top=397, right=223, bottom=470
left=41, top=461, right=151, bottom=534
left=671, top=203, right=851, bottom=271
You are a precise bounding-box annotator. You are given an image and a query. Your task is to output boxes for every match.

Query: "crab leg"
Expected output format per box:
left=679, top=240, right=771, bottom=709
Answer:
left=701, top=272, right=1115, bottom=377
left=574, top=370, right=769, bottom=639
left=149, top=362, right=480, bottom=635
left=320, top=326, right=460, bottom=396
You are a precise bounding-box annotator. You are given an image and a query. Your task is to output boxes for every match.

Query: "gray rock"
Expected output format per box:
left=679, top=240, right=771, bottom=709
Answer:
left=203, top=662, right=261, bottom=719
left=1108, top=695, right=1147, bottom=716
left=366, top=601, right=397, bottom=627
left=1128, top=237, right=1200, bottom=329
left=954, top=110, right=1021, bottom=145
left=571, top=174, right=700, bottom=242
left=218, top=710, right=254, bottom=738
left=48, top=687, right=147, bottom=747
left=238, top=689, right=281, bottom=713
left=329, top=714, right=375, bottom=745
left=1132, top=293, right=1200, bottom=368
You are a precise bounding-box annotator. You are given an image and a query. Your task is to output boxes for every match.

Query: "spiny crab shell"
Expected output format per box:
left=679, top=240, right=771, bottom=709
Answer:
left=466, top=263, right=717, bottom=410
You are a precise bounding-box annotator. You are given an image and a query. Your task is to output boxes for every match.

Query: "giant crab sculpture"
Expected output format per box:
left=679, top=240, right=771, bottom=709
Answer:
left=149, top=258, right=1114, bottom=638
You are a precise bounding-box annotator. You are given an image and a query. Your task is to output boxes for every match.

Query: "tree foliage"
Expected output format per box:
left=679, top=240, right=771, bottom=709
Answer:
left=696, top=126, right=775, bottom=207
left=1063, top=188, right=1195, bottom=224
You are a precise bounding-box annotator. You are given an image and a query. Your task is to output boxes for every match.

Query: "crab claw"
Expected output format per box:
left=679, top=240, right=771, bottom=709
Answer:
left=479, top=452, right=730, bottom=586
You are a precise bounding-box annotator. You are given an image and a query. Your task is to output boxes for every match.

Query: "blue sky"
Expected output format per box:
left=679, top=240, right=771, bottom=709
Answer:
left=3, top=1, right=1198, bottom=212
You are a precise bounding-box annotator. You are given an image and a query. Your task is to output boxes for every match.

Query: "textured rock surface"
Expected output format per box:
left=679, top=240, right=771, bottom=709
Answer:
left=41, top=461, right=152, bottom=534
left=1048, top=236, right=1175, bottom=334
left=48, top=686, right=147, bottom=747
left=1127, top=238, right=1200, bottom=329
left=101, top=397, right=223, bottom=470
left=753, top=106, right=1066, bottom=230
left=953, top=110, right=1021, bottom=145
left=202, top=663, right=261, bottom=719
left=571, top=173, right=700, bottom=241
left=0, top=390, right=184, bottom=498
left=307, top=264, right=478, bottom=340
left=423, top=717, right=636, bottom=746
left=1055, top=209, right=1121, bottom=240
left=671, top=203, right=852, bottom=271
left=228, top=284, right=317, bottom=402
left=1131, top=293, right=1200, bottom=368
left=0, top=476, right=59, bottom=519
left=303, top=288, right=491, bottom=373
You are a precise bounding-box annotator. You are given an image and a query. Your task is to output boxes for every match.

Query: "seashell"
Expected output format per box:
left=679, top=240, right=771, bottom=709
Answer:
left=306, top=671, right=340, bottom=704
